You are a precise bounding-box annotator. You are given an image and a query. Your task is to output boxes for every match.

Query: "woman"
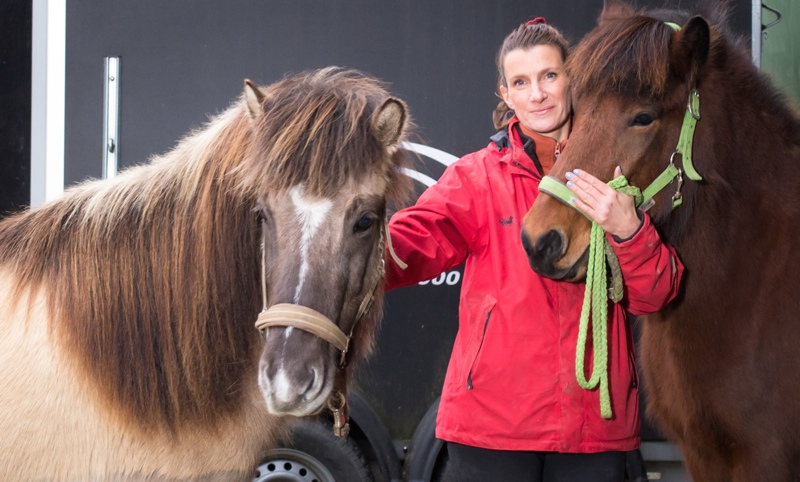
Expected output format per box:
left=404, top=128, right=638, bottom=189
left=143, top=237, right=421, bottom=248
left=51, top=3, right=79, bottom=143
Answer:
left=385, top=18, right=683, bottom=481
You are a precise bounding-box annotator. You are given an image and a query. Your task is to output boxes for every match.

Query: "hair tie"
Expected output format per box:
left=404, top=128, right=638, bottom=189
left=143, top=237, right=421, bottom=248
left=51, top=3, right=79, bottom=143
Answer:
left=526, top=17, right=547, bottom=26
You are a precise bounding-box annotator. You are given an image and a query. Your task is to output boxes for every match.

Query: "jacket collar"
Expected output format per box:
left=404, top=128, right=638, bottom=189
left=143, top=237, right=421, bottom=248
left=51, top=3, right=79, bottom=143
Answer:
left=491, top=118, right=543, bottom=178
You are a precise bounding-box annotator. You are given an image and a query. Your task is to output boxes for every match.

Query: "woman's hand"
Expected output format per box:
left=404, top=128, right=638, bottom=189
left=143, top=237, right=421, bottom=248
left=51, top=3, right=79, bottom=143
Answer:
left=565, top=166, right=641, bottom=239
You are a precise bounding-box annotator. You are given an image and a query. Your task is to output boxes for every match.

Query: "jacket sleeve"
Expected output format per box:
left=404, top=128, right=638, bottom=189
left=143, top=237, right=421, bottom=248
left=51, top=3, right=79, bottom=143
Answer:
left=384, top=159, right=480, bottom=291
left=607, top=213, right=684, bottom=315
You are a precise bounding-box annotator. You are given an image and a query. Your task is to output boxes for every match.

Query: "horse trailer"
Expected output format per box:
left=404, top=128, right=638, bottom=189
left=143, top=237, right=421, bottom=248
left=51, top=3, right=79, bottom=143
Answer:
left=4, top=0, right=795, bottom=481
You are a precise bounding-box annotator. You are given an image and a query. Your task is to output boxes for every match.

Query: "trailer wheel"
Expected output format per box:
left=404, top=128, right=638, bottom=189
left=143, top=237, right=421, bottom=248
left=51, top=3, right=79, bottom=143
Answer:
left=254, top=419, right=372, bottom=482
left=404, top=398, right=449, bottom=482
left=348, top=388, right=403, bottom=481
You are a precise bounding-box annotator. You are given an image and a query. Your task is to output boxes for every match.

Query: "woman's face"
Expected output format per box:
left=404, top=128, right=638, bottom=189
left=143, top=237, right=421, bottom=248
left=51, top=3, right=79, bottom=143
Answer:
left=500, top=45, right=571, bottom=141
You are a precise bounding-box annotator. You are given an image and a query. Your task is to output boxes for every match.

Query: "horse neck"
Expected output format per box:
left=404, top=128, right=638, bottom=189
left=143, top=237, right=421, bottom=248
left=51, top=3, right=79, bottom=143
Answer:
left=659, top=40, right=800, bottom=306
left=0, top=103, right=264, bottom=430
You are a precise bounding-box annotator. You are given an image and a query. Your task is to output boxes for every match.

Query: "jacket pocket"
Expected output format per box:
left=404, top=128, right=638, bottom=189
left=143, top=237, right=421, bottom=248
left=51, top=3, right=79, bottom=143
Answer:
left=466, top=302, right=495, bottom=390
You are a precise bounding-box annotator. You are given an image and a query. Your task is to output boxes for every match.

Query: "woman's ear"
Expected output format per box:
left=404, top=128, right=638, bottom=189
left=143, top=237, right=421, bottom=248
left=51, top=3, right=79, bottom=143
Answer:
left=499, top=85, right=512, bottom=109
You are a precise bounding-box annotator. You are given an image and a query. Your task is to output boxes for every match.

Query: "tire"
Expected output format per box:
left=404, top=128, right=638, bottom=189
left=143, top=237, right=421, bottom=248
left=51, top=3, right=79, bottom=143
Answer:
left=404, top=398, right=448, bottom=482
left=254, top=418, right=373, bottom=482
left=348, top=388, right=403, bottom=482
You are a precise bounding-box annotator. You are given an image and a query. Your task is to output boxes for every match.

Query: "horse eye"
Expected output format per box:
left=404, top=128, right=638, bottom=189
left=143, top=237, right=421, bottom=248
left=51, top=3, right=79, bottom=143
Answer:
left=632, top=113, right=654, bottom=126
left=253, top=206, right=269, bottom=223
left=353, top=214, right=374, bottom=233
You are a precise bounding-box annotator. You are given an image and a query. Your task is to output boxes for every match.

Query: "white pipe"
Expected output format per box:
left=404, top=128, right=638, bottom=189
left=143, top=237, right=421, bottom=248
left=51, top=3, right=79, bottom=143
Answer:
left=752, top=0, right=762, bottom=68
left=30, top=0, right=66, bottom=207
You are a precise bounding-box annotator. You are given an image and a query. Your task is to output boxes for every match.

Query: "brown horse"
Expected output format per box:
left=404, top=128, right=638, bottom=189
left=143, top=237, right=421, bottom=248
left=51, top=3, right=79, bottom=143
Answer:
left=0, top=67, right=412, bottom=481
left=521, top=1, right=800, bottom=481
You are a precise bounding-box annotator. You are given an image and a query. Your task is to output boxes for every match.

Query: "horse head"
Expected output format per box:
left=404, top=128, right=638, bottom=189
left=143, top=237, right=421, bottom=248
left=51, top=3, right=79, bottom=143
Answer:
left=237, top=69, right=411, bottom=417
left=522, top=0, right=713, bottom=280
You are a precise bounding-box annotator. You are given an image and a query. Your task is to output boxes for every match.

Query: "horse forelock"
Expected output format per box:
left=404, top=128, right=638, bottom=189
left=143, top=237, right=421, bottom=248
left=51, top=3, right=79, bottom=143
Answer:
left=0, top=100, right=265, bottom=431
left=567, top=14, right=675, bottom=103
left=236, top=68, right=413, bottom=207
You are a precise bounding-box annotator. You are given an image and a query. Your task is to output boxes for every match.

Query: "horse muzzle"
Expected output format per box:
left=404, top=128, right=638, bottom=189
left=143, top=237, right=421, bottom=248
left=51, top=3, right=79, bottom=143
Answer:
left=255, top=303, right=345, bottom=416
left=521, top=228, right=589, bottom=282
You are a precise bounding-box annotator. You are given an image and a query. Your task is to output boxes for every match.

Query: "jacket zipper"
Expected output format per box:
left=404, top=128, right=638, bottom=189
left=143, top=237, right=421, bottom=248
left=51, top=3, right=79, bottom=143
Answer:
left=512, top=161, right=541, bottom=179
left=467, top=309, right=492, bottom=390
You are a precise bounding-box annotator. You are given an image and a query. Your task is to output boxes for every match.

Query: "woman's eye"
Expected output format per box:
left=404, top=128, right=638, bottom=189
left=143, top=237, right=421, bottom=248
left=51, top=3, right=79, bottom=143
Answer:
left=354, top=214, right=374, bottom=233
left=632, top=113, right=654, bottom=126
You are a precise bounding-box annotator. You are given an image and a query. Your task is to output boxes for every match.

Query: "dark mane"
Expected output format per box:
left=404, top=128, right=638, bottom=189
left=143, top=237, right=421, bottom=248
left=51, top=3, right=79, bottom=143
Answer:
left=568, top=14, right=675, bottom=100
left=0, top=68, right=413, bottom=431
left=567, top=2, right=738, bottom=102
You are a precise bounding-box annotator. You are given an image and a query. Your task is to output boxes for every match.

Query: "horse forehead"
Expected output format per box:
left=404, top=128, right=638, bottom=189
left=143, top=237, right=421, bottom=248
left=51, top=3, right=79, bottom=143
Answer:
left=290, top=186, right=334, bottom=225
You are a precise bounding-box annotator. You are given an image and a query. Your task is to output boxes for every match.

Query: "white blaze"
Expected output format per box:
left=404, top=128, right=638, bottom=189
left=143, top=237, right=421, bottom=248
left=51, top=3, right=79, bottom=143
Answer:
left=290, top=186, right=333, bottom=308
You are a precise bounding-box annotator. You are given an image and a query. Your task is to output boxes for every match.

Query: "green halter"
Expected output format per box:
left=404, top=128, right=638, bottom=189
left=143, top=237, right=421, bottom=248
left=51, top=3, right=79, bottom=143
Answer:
left=534, top=21, right=703, bottom=419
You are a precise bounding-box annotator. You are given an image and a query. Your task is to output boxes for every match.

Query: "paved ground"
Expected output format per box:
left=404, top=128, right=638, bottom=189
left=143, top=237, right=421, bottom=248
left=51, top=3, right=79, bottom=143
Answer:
left=643, top=461, right=692, bottom=481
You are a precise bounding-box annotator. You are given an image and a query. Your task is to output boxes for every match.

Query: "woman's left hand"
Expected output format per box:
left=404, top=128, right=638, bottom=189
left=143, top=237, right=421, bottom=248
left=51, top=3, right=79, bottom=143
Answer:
left=565, top=166, right=641, bottom=239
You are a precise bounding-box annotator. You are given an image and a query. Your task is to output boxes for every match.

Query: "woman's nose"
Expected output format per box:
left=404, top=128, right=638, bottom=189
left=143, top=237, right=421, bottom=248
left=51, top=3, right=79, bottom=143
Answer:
left=529, top=85, right=546, bottom=102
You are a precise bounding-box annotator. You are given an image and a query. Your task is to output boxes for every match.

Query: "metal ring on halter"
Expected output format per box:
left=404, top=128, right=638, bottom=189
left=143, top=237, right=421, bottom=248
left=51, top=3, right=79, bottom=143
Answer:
left=688, top=89, right=700, bottom=120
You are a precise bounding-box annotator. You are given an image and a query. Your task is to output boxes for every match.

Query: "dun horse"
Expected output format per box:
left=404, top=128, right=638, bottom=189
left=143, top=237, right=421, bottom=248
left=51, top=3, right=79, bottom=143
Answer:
left=0, top=68, right=412, bottom=481
left=522, top=1, right=800, bottom=481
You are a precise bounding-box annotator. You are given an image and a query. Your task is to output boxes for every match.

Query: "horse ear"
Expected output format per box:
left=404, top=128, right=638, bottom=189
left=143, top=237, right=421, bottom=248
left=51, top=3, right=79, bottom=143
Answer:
left=243, top=79, right=266, bottom=121
left=600, top=0, right=636, bottom=24
left=372, top=98, right=407, bottom=152
left=670, top=16, right=711, bottom=84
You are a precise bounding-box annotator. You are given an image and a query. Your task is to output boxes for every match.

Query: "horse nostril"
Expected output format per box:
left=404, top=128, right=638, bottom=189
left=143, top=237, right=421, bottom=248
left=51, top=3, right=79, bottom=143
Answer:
left=537, top=230, right=565, bottom=263
left=526, top=229, right=564, bottom=267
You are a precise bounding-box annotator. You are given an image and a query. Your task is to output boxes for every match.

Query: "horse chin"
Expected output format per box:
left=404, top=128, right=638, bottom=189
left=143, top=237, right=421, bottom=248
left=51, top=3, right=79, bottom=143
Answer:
left=262, top=390, right=330, bottom=417
left=530, top=246, right=589, bottom=283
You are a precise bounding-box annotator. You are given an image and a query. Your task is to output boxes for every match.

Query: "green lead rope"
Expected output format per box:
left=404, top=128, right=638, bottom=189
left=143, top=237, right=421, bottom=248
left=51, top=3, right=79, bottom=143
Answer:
left=539, top=175, right=642, bottom=420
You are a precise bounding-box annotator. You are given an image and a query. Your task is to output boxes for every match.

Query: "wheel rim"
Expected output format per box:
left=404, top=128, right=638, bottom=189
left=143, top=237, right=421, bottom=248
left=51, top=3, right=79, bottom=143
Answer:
left=253, top=448, right=336, bottom=482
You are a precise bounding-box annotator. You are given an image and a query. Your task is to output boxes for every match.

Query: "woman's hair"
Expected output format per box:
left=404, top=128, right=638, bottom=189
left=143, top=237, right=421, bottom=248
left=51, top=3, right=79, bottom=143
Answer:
left=493, top=17, right=570, bottom=130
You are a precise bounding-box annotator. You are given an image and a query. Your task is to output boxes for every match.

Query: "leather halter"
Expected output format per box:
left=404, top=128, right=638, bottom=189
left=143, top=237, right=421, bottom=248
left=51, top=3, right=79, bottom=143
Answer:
left=253, top=219, right=387, bottom=369
left=252, top=210, right=406, bottom=437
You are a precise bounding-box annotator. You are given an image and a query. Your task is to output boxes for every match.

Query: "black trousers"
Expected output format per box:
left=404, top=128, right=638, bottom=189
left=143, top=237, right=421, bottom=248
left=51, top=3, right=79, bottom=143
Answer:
left=442, top=442, right=627, bottom=482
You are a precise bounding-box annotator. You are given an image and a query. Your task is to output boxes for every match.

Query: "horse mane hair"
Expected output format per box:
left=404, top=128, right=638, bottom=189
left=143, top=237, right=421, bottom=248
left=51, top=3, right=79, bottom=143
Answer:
left=567, top=1, right=738, bottom=101
left=0, top=67, right=413, bottom=431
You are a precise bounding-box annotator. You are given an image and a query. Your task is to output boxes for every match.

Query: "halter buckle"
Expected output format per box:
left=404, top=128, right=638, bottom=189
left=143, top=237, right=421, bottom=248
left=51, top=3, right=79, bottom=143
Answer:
left=328, top=390, right=350, bottom=437
left=338, top=339, right=350, bottom=369
left=671, top=169, right=684, bottom=208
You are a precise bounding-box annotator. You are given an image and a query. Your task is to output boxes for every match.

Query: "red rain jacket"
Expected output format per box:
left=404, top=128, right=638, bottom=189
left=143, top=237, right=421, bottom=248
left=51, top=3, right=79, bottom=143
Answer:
left=385, top=118, right=683, bottom=452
